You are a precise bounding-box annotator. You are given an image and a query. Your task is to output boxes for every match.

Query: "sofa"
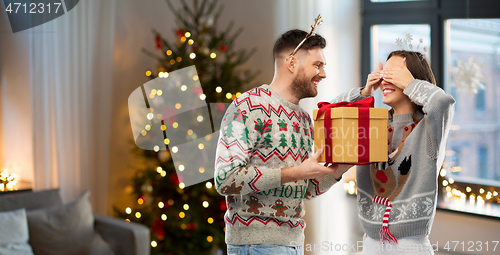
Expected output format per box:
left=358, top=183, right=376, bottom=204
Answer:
left=0, top=189, right=150, bottom=255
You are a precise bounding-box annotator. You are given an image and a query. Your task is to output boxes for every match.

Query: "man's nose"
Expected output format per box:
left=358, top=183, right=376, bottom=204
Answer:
left=318, top=67, right=326, bottom=79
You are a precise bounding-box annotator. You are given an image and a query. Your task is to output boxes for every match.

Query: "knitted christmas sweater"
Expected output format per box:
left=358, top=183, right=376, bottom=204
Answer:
left=214, top=84, right=338, bottom=246
left=330, top=80, right=455, bottom=241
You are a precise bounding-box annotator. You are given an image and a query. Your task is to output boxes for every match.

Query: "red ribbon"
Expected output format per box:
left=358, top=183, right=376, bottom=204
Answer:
left=316, top=97, right=374, bottom=163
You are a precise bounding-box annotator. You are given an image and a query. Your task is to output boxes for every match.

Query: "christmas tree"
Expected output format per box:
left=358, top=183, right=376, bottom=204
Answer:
left=262, top=134, right=273, bottom=149
left=291, top=134, right=297, bottom=149
left=115, top=0, right=259, bottom=254
left=240, top=127, right=250, bottom=144
left=224, top=122, right=234, bottom=138
left=279, top=133, right=287, bottom=148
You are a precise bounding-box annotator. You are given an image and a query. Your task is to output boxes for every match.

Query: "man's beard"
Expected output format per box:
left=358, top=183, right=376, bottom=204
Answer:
left=291, top=69, right=317, bottom=100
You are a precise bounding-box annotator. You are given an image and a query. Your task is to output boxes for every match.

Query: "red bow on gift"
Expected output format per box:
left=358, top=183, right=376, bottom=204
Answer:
left=315, top=97, right=374, bottom=163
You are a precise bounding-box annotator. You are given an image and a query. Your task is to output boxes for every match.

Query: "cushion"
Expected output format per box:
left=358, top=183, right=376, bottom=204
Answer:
left=0, top=189, right=62, bottom=212
left=26, top=190, right=114, bottom=255
left=0, top=208, right=34, bottom=255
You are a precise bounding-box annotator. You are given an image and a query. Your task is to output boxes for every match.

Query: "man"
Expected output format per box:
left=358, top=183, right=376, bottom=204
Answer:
left=214, top=29, right=352, bottom=254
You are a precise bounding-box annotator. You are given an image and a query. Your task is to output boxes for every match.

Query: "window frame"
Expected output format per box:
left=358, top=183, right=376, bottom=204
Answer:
left=361, top=0, right=500, bottom=219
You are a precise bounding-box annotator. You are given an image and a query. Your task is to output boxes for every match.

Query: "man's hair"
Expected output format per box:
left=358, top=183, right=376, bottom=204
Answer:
left=273, top=29, right=326, bottom=61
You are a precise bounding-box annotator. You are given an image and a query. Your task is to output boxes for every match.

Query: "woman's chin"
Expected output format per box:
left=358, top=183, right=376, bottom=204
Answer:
left=382, top=97, right=391, bottom=106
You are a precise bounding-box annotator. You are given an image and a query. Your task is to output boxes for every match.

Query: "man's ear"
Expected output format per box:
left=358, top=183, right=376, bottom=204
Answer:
left=286, top=55, right=297, bottom=73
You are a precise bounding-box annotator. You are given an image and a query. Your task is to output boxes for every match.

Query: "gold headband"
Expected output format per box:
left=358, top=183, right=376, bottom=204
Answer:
left=290, top=14, right=323, bottom=56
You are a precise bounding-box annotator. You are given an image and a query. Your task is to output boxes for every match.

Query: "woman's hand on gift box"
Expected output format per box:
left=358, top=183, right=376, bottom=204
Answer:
left=361, top=62, right=383, bottom=97
left=326, top=163, right=354, bottom=181
left=281, top=146, right=352, bottom=184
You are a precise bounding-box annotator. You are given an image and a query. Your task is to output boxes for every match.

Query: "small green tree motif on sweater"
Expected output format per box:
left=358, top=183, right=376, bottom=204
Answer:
left=279, top=133, right=287, bottom=148
left=291, top=134, right=297, bottom=149
left=307, top=138, right=312, bottom=152
left=262, top=134, right=273, bottom=149
left=300, top=136, right=305, bottom=150
left=240, top=127, right=250, bottom=144
left=225, top=122, right=234, bottom=137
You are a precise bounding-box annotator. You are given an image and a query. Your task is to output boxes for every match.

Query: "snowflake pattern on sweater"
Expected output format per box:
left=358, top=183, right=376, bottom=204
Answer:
left=330, top=80, right=455, bottom=241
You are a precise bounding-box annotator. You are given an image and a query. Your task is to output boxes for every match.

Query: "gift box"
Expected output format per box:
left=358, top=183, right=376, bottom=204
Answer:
left=313, top=97, right=388, bottom=164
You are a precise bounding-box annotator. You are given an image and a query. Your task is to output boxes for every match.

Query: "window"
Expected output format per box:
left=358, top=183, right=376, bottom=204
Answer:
left=444, top=18, right=500, bottom=186
left=478, top=146, right=488, bottom=179
left=362, top=0, right=500, bottom=218
left=475, top=88, right=485, bottom=112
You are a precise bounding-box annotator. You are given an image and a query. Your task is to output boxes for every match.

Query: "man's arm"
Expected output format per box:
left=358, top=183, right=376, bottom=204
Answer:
left=303, top=164, right=354, bottom=201
left=215, top=101, right=344, bottom=196
left=282, top=147, right=354, bottom=201
left=214, top=100, right=282, bottom=196
left=280, top=147, right=346, bottom=184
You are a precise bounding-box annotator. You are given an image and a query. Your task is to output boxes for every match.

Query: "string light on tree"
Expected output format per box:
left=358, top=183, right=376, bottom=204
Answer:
left=118, top=0, right=259, bottom=253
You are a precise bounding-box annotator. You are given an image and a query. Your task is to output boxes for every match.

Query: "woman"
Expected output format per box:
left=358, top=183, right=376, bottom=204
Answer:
left=330, top=50, right=455, bottom=254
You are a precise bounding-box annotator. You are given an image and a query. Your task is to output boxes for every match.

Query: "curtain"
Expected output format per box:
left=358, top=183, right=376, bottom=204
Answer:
left=31, top=0, right=116, bottom=214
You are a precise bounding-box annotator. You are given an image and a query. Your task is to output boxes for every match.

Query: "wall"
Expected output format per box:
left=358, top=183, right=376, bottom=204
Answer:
left=430, top=210, right=500, bottom=255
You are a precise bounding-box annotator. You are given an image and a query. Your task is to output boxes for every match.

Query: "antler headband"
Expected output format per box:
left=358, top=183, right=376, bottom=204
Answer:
left=290, top=14, right=323, bottom=56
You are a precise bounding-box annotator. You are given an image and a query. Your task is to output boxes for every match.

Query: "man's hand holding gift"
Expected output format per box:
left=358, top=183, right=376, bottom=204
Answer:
left=281, top=146, right=354, bottom=183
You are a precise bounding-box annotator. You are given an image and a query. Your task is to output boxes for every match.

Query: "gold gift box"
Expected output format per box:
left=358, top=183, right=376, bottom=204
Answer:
left=313, top=107, right=388, bottom=163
